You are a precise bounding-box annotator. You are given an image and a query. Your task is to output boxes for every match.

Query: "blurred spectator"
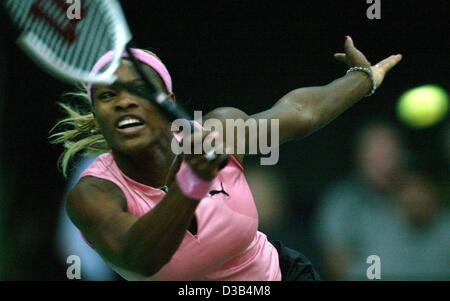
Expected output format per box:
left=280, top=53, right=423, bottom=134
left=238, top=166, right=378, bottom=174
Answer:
left=56, top=156, right=119, bottom=281
left=315, top=120, right=450, bottom=280
left=392, top=172, right=450, bottom=279
left=397, top=173, right=443, bottom=229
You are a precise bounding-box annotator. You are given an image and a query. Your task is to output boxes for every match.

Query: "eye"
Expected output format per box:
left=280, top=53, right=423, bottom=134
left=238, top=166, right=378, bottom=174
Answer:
left=98, top=91, right=116, bottom=101
left=133, top=83, right=149, bottom=94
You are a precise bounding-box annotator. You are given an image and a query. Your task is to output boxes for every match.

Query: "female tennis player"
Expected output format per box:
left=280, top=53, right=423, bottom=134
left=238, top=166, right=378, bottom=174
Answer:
left=51, top=36, right=402, bottom=280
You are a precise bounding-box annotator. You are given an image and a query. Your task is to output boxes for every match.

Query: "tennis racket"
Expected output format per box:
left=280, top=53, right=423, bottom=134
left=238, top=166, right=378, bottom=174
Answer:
left=2, top=0, right=191, bottom=122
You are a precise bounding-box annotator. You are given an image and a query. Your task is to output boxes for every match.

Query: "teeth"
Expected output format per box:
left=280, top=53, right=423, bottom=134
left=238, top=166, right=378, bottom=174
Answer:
left=117, top=118, right=143, bottom=128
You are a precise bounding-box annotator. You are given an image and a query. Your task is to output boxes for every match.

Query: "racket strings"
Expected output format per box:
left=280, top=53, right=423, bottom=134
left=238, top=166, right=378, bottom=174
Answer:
left=4, top=0, right=126, bottom=83
left=4, top=0, right=194, bottom=126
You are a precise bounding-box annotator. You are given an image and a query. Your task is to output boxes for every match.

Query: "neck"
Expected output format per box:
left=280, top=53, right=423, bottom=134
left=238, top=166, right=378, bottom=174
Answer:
left=112, top=130, right=176, bottom=188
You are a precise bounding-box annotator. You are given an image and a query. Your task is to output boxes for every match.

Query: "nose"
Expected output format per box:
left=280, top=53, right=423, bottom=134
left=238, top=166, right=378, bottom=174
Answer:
left=114, top=91, right=139, bottom=111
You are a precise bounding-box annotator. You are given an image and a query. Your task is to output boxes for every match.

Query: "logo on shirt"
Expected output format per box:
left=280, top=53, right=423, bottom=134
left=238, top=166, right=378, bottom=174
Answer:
left=209, top=182, right=230, bottom=197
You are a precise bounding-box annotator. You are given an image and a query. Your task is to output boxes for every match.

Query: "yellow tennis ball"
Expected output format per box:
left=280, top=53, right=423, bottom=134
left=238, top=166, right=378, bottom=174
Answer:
left=397, top=85, right=449, bottom=128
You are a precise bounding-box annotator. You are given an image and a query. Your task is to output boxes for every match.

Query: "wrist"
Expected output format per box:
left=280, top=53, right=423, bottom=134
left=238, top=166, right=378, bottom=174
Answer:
left=176, top=162, right=213, bottom=200
left=346, top=66, right=377, bottom=97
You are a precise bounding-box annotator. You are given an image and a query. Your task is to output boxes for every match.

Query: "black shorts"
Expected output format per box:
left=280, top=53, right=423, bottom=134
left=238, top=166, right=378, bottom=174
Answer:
left=271, top=240, right=321, bottom=281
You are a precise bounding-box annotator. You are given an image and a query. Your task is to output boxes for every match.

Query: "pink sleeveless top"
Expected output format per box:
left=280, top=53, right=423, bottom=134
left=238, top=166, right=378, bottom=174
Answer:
left=79, top=152, right=281, bottom=281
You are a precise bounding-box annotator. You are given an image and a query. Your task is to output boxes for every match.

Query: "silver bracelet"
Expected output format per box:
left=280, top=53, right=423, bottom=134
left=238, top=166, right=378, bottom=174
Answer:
left=346, top=66, right=377, bottom=97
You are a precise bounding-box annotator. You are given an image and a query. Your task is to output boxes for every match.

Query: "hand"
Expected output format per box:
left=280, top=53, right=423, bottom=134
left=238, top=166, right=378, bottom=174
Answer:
left=182, top=130, right=228, bottom=181
left=334, top=36, right=402, bottom=88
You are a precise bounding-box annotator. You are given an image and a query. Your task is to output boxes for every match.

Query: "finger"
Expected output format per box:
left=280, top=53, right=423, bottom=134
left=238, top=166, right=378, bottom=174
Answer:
left=374, top=54, right=403, bottom=73
left=203, top=141, right=226, bottom=161
left=334, top=53, right=348, bottom=65
left=208, top=144, right=231, bottom=170
left=204, top=148, right=218, bottom=162
left=344, top=36, right=371, bottom=66
left=344, top=36, right=353, bottom=51
left=344, top=36, right=357, bottom=55
left=195, top=153, right=228, bottom=174
left=188, top=160, right=218, bottom=180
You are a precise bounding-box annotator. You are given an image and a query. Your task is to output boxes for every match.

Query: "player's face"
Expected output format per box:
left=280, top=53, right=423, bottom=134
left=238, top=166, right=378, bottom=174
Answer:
left=91, top=61, right=170, bottom=155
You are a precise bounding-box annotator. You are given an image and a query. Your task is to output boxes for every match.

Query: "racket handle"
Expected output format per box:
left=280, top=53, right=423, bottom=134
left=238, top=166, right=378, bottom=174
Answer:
left=156, top=93, right=192, bottom=122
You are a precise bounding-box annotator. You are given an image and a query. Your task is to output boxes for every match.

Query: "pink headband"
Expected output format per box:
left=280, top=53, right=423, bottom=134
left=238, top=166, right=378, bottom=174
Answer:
left=87, top=48, right=173, bottom=102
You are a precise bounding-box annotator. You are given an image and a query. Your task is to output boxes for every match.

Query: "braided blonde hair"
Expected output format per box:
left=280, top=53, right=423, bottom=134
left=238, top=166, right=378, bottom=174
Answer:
left=49, top=86, right=109, bottom=178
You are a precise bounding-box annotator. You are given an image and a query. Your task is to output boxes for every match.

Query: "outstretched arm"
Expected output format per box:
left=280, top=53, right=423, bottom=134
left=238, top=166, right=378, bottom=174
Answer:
left=252, top=36, right=402, bottom=142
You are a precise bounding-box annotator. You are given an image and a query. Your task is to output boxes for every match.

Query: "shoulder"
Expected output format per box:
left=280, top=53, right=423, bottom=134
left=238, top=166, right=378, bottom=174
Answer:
left=69, top=176, right=125, bottom=201
left=205, top=107, right=250, bottom=121
left=67, top=176, right=127, bottom=230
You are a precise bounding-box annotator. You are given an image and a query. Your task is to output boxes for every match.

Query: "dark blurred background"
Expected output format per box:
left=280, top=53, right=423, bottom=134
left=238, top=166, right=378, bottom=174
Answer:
left=0, top=0, right=448, bottom=280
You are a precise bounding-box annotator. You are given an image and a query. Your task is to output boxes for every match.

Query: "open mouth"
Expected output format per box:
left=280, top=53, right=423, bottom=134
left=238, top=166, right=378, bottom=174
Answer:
left=116, top=116, right=146, bottom=134
left=117, top=118, right=144, bottom=129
